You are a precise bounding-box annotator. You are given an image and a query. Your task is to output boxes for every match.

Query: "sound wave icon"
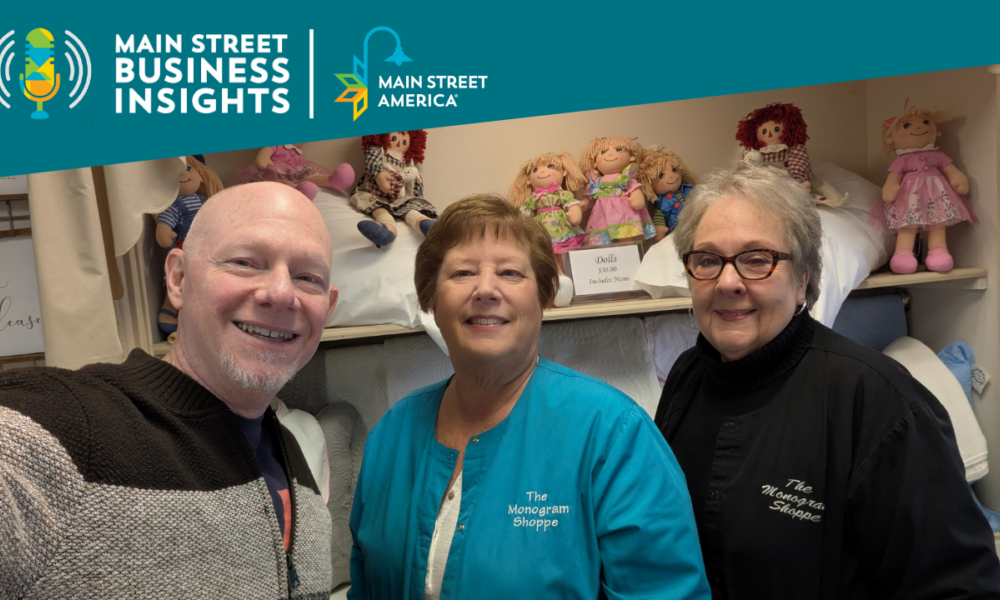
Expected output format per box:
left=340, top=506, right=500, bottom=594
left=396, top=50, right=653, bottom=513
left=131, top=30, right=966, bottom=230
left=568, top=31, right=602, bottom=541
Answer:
left=0, top=29, right=91, bottom=116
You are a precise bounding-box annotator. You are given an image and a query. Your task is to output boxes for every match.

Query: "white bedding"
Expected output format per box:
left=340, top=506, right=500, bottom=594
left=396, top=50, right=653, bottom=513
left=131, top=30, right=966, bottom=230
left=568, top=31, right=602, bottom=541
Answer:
left=313, top=188, right=425, bottom=328
left=634, top=163, right=893, bottom=326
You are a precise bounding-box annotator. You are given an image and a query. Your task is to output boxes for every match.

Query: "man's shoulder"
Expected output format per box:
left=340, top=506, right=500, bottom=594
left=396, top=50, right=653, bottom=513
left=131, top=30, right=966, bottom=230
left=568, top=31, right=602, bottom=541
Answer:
left=0, top=363, right=109, bottom=418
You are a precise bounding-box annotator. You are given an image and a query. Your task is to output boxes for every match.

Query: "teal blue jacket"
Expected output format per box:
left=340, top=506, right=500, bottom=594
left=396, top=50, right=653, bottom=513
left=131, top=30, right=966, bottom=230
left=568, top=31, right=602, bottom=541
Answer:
left=349, top=357, right=709, bottom=599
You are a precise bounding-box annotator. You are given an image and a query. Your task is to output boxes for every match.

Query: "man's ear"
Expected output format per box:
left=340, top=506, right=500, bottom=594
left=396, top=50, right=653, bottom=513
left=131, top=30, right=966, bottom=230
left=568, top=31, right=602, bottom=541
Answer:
left=164, top=248, right=186, bottom=310
left=326, top=285, right=339, bottom=320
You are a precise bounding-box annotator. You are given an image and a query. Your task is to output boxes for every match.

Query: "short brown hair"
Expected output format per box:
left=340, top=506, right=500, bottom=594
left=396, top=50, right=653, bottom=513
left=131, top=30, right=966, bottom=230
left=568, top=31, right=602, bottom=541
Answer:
left=415, top=194, right=558, bottom=312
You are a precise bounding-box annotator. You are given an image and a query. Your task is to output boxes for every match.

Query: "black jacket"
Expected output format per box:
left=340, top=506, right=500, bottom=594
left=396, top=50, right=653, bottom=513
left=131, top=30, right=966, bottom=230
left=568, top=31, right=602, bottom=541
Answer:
left=656, top=314, right=1000, bottom=599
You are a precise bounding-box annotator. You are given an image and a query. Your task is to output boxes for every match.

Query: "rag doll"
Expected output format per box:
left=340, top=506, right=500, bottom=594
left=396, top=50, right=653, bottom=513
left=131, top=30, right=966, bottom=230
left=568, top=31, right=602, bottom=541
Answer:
left=350, top=130, right=437, bottom=247
left=736, top=102, right=845, bottom=207
left=637, top=147, right=699, bottom=242
left=508, top=152, right=587, bottom=307
left=228, top=143, right=355, bottom=200
left=578, top=136, right=655, bottom=246
left=155, top=156, right=224, bottom=337
left=871, top=102, right=974, bottom=274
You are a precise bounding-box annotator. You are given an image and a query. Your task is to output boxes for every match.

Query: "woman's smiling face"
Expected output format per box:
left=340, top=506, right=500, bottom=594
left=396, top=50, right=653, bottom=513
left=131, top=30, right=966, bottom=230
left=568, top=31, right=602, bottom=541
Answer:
left=689, top=195, right=807, bottom=362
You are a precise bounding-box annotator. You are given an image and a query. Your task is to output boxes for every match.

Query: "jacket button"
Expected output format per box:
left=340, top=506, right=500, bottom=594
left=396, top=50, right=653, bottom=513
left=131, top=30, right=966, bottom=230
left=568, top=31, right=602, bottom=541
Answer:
left=709, top=489, right=719, bottom=498
left=472, top=437, right=480, bottom=444
left=448, top=491, right=455, bottom=500
left=458, top=524, right=465, bottom=531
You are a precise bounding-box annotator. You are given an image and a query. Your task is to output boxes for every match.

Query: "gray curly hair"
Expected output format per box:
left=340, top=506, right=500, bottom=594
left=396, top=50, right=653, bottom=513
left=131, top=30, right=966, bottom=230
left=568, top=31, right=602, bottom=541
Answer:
left=672, top=162, right=823, bottom=306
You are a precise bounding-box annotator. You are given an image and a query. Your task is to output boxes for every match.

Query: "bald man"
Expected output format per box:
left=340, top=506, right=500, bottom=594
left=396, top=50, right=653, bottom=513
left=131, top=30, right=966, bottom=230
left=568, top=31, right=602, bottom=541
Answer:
left=1, top=183, right=338, bottom=600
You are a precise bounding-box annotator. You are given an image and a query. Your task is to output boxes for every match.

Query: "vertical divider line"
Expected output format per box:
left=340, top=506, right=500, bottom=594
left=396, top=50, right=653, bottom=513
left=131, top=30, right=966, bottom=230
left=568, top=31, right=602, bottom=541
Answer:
left=309, top=29, right=315, bottom=119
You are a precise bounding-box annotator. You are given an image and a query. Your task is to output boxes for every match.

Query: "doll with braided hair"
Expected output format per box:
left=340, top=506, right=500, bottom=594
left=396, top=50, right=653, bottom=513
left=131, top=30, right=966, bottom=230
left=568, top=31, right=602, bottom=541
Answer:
left=350, top=130, right=437, bottom=247
left=578, top=136, right=655, bottom=246
left=508, top=152, right=587, bottom=306
left=637, top=147, right=699, bottom=242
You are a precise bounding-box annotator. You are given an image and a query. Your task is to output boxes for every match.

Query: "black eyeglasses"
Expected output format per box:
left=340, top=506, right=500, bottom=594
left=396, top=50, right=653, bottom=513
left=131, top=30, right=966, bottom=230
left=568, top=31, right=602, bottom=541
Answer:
left=682, top=249, right=793, bottom=281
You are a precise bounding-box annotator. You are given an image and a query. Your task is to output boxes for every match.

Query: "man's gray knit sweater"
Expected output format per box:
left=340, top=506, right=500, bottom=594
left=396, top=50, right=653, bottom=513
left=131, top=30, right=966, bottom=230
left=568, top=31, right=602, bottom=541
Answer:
left=0, top=349, right=333, bottom=599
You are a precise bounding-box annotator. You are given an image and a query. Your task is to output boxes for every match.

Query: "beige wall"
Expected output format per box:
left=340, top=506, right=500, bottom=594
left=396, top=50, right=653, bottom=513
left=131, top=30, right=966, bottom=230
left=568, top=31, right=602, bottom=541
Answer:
left=203, top=79, right=868, bottom=207
left=866, top=67, right=1000, bottom=507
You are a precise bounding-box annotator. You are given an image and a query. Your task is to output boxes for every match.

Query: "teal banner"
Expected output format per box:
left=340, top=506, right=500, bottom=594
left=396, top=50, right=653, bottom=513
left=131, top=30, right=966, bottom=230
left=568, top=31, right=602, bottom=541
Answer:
left=2, top=0, right=999, bottom=176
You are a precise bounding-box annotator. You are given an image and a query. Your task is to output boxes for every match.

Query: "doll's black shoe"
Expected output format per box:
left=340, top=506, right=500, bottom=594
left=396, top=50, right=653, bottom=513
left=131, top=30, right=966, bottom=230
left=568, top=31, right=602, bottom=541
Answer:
left=358, top=220, right=396, bottom=247
left=419, top=219, right=435, bottom=236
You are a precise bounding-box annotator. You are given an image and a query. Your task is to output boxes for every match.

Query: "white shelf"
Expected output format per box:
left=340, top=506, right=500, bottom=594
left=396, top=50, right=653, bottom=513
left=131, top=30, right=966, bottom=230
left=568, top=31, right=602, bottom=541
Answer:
left=150, top=267, right=987, bottom=356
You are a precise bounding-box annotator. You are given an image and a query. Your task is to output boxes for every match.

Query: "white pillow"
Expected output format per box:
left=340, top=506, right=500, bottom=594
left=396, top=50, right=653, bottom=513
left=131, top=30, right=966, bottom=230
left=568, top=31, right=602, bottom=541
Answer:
left=313, top=188, right=423, bottom=328
left=633, top=234, right=691, bottom=300
left=271, top=397, right=330, bottom=502
left=883, top=336, right=989, bottom=482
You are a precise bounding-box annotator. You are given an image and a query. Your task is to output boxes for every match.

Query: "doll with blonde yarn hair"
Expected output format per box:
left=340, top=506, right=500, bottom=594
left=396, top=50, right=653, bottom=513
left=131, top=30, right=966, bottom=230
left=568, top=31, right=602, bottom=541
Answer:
left=872, top=101, right=974, bottom=274
left=579, top=136, right=655, bottom=246
left=638, top=147, right=699, bottom=242
left=508, top=152, right=587, bottom=306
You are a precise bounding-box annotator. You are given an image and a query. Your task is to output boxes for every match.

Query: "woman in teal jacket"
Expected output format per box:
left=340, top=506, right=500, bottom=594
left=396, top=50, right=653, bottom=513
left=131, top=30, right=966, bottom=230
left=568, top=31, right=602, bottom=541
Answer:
left=348, top=194, right=708, bottom=599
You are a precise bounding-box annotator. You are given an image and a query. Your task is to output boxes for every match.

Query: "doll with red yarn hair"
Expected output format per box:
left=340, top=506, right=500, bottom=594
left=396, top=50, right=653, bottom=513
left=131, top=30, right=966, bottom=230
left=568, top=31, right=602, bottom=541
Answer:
left=350, top=130, right=437, bottom=247
left=736, top=102, right=844, bottom=207
left=736, top=103, right=812, bottom=187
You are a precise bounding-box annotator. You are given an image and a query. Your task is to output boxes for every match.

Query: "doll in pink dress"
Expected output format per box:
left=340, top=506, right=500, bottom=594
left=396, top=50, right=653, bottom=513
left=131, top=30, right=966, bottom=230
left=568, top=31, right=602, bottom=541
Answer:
left=871, top=104, right=974, bottom=274
left=578, top=136, right=655, bottom=246
left=229, top=143, right=354, bottom=200
left=508, top=152, right=587, bottom=306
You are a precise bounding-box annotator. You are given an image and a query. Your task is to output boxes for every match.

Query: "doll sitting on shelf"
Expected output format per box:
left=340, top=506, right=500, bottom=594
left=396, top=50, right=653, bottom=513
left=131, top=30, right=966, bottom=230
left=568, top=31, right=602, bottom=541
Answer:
left=155, top=156, right=223, bottom=337
left=229, top=143, right=355, bottom=200
left=579, top=136, right=656, bottom=246
left=508, top=152, right=587, bottom=307
left=870, top=102, right=975, bottom=274
left=736, top=102, right=845, bottom=208
left=638, top=147, right=699, bottom=242
left=349, top=130, right=437, bottom=248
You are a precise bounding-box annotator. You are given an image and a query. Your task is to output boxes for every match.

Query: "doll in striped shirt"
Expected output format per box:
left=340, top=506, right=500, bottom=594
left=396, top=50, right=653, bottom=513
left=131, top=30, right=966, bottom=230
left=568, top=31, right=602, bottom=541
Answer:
left=638, top=148, right=699, bottom=242
left=155, top=156, right=224, bottom=337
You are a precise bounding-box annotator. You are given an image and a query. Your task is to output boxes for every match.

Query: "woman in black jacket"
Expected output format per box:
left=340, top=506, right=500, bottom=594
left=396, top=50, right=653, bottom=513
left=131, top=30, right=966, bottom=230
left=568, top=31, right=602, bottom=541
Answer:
left=656, top=162, right=1000, bottom=599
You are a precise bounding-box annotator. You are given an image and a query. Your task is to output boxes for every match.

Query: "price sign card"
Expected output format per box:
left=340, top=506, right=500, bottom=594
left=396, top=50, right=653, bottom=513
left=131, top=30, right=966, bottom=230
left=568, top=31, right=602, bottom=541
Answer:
left=566, top=242, right=643, bottom=296
left=0, top=175, right=28, bottom=196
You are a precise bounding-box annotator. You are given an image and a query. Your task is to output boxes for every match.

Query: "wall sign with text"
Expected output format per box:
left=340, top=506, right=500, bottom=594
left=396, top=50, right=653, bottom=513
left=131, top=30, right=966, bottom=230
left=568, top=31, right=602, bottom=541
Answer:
left=0, top=235, right=44, bottom=356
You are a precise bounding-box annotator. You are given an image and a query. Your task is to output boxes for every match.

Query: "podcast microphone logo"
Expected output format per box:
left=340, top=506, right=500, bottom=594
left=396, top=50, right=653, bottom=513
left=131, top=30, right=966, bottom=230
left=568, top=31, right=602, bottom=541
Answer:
left=21, top=28, right=59, bottom=119
left=0, top=28, right=90, bottom=119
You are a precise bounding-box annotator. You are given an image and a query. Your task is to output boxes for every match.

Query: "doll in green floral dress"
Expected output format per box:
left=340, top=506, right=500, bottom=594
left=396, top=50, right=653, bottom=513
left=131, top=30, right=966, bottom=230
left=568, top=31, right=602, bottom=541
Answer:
left=508, top=152, right=587, bottom=307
